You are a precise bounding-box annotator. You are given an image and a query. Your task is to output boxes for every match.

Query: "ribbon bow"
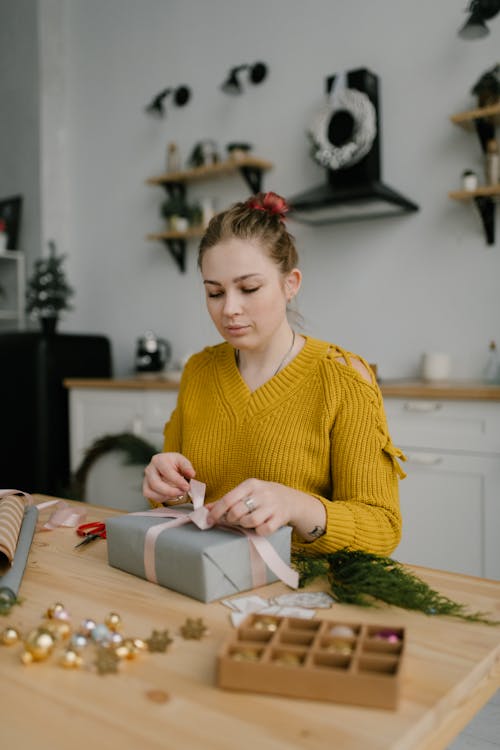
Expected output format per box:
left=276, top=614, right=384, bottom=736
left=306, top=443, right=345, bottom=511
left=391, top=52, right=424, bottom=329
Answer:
left=131, top=479, right=299, bottom=590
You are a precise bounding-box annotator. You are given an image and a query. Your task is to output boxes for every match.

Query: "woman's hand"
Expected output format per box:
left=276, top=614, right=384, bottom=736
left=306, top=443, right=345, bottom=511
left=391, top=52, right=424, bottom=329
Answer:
left=143, top=452, right=195, bottom=505
left=205, top=478, right=320, bottom=538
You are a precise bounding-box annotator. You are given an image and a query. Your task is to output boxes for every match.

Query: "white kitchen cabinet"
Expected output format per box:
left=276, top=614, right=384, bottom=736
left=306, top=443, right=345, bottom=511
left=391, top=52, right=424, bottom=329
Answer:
left=68, top=387, right=178, bottom=471
left=384, top=397, right=500, bottom=580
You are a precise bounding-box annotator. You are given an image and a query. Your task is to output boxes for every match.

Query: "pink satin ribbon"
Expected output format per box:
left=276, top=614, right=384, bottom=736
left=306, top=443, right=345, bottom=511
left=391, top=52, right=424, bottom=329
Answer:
left=0, top=489, right=86, bottom=530
left=131, top=479, right=299, bottom=590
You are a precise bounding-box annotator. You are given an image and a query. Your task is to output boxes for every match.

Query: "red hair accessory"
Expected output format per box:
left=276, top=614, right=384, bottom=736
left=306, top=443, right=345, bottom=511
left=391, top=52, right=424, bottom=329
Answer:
left=246, top=192, right=289, bottom=223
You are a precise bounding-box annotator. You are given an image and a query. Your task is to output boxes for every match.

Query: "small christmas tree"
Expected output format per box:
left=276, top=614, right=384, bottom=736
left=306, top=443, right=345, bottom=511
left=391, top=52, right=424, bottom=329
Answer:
left=26, top=240, right=74, bottom=332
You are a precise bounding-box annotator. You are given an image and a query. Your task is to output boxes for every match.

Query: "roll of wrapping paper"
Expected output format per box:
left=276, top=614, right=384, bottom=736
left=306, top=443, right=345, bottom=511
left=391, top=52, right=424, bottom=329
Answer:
left=0, top=505, right=38, bottom=602
left=0, top=492, right=27, bottom=573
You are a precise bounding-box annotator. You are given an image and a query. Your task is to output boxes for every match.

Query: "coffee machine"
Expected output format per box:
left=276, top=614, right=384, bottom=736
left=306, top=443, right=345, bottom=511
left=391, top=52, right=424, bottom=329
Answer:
left=135, top=331, right=171, bottom=373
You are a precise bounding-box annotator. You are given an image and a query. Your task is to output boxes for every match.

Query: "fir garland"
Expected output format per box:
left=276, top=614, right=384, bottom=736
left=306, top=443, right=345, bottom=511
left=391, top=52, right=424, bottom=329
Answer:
left=292, top=549, right=499, bottom=625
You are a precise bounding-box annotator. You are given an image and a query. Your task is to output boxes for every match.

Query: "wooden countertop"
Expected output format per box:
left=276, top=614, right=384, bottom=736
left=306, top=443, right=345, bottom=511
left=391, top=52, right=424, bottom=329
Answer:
left=64, top=376, right=500, bottom=401
left=379, top=380, right=500, bottom=401
left=3, top=497, right=499, bottom=750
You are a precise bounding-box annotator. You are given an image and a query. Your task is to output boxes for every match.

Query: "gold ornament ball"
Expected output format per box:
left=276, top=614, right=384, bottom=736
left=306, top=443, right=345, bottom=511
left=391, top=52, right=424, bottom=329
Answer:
left=133, top=637, right=147, bottom=652
left=46, top=602, right=65, bottom=619
left=121, top=638, right=140, bottom=659
left=24, top=627, right=56, bottom=661
left=114, top=644, right=130, bottom=660
left=1, top=626, right=20, bottom=646
left=45, top=619, right=72, bottom=641
left=60, top=650, right=83, bottom=669
left=104, top=612, right=122, bottom=632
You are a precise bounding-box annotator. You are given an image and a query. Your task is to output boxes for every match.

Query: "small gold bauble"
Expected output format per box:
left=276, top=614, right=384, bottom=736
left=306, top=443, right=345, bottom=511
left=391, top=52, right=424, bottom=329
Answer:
left=21, top=651, right=34, bottom=665
left=60, top=650, right=83, bottom=669
left=132, top=637, right=147, bottom=652
left=45, top=620, right=72, bottom=641
left=231, top=648, right=260, bottom=662
left=114, top=644, right=130, bottom=660
left=104, top=612, right=122, bottom=632
left=1, top=626, right=20, bottom=646
left=24, top=627, right=56, bottom=661
left=254, top=616, right=279, bottom=632
left=121, top=638, right=139, bottom=659
left=273, top=651, right=302, bottom=666
left=46, top=602, right=65, bottom=619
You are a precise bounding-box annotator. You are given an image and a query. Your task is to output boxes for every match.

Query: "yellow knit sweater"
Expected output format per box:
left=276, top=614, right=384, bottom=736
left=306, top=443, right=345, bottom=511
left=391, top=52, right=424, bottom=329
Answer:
left=163, top=336, right=405, bottom=556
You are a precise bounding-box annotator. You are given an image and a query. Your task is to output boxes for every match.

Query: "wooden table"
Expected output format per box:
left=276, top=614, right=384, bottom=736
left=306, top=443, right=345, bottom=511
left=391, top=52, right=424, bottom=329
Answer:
left=2, top=499, right=499, bottom=750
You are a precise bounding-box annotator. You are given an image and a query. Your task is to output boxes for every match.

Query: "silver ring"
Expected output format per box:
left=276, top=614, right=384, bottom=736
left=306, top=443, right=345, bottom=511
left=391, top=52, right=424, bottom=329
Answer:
left=244, top=496, right=256, bottom=513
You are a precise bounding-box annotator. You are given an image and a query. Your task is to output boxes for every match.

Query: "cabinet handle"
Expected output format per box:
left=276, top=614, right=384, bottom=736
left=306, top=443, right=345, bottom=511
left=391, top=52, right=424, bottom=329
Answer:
left=403, top=401, right=443, bottom=413
left=406, top=453, right=443, bottom=466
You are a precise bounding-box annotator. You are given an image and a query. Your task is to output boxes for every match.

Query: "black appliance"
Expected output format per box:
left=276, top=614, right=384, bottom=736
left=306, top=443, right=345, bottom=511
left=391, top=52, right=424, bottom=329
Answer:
left=0, top=332, right=112, bottom=495
left=288, top=68, right=419, bottom=224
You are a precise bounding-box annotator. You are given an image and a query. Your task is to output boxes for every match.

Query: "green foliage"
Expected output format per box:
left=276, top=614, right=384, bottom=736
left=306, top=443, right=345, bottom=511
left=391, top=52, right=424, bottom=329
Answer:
left=25, top=240, right=74, bottom=319
left=292, top=549, right=499, bottom=625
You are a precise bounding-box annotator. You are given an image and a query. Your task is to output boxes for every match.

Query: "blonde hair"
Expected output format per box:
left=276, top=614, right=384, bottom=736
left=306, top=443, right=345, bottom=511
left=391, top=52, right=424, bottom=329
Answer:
left=198, top=192, right=299, bottom=274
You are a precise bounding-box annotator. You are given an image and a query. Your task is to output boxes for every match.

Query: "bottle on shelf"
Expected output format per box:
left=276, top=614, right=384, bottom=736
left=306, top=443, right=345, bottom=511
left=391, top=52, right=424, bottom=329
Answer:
left=485, top=140, right=499, bottom=186
left=166, top=142, right=180, bottom=173
left=483, top=340, right=500, bottom=384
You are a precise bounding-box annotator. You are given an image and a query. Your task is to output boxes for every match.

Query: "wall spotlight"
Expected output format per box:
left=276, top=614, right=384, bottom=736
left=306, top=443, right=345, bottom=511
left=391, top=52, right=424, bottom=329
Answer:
left=458, top=0, right=500, bottom=39
left=221, top=62, right=268, bottom=95
left=145, top=85, right=191, bottom=117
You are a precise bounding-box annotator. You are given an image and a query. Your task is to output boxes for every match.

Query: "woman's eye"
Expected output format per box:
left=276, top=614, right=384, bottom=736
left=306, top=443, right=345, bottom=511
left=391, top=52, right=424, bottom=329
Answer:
left=208, top=292, right=223, bottom=298
left=242, top=287, right=260, bottom=294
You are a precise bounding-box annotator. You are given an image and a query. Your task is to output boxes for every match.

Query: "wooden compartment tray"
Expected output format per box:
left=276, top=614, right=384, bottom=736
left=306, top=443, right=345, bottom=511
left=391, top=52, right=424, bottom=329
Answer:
left=217, top=614, right=406, bottom=709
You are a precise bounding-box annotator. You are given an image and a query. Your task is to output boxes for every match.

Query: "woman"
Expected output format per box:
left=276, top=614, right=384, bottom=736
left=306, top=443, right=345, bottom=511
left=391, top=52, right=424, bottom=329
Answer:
left=143, top=192, right=405, bottom=556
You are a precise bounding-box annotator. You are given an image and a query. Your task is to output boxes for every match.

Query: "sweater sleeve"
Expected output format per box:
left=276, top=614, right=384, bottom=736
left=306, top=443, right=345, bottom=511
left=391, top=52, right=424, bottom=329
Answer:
left=293, top=361, right=405, bottom=557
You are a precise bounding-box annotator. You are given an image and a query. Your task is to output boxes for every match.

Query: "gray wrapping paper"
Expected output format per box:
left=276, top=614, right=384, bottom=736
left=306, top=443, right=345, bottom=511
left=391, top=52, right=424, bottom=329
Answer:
left=107, top=512, right=292, bottom=603
left=0, top=505, right=38, bottom=601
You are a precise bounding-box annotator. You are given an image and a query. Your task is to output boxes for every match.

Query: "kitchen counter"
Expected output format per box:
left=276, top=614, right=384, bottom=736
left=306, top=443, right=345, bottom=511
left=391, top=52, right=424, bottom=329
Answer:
left=64, top=376, right=500, bottom=401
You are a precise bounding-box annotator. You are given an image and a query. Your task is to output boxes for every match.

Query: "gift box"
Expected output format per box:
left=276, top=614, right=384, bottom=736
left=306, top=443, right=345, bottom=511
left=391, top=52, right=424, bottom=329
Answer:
left=106, top=508, right=293, bottom=603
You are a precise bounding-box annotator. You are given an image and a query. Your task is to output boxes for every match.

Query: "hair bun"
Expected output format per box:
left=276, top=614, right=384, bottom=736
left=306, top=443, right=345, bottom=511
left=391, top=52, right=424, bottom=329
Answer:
left=246, top=192, right=289, bottom=222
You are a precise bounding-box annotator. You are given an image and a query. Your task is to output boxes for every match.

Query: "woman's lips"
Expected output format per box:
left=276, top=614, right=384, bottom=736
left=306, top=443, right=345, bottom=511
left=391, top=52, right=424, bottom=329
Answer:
left=226, top=325, right=250, bottom=336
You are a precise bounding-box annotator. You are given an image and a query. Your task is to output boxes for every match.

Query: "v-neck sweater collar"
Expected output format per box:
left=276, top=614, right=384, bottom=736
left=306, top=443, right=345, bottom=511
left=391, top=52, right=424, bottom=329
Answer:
left=214, top=336, right=330, bottom=415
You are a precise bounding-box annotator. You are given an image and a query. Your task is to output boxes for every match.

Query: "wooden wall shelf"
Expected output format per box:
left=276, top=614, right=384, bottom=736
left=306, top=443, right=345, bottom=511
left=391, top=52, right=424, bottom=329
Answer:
left=146, top=156, right=273, bottom=271
left=449, top=103, right=500, bottom=245
left=146, top=156, right=273, bottom=190
left=450, top=102, right=500, bottom=130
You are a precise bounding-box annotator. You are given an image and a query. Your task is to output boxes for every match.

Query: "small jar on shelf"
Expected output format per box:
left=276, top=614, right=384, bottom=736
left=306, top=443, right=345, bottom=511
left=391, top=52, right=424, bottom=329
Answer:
left=461, top=169, right=478, bottom=191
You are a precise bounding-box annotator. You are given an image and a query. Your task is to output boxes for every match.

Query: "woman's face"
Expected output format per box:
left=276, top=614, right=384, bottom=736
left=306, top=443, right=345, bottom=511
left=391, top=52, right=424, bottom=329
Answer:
left=201, top=238, right=300, bottom=351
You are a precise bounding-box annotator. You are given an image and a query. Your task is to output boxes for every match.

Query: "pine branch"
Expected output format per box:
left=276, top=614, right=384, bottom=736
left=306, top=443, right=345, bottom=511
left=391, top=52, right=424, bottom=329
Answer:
left=292, top=549, right=499, bottom=625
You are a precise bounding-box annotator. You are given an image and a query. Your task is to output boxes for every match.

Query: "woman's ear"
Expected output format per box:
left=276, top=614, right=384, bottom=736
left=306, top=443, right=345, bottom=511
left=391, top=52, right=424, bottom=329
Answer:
left=285, top=268, right=302, bottom=301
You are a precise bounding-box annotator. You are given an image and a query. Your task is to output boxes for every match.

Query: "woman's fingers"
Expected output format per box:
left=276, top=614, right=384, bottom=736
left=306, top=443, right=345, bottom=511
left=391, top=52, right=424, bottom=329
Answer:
left=143, top=452, right=195, bottom=502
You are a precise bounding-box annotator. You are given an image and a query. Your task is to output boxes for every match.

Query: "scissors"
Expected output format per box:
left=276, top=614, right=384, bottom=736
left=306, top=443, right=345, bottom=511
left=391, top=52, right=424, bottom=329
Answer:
left=75, top=521, right=107, bottom=548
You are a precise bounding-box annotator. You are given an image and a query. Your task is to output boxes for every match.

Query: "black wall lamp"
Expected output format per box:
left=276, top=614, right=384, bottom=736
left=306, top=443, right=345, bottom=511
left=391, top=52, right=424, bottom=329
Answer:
left=145, top=85, right=191, bottom=117
left=221, top=62, right=268, bottom=95
left=458, top=0, right=500, bottom=39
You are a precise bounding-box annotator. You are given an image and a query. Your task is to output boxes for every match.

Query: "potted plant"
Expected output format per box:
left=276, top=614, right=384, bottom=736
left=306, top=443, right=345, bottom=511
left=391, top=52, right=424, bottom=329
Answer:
left=161, top=195, right=201, bottom=231
left=471, top=64, right=500, bottom=108
left=25, top=240, right=74, bottom=334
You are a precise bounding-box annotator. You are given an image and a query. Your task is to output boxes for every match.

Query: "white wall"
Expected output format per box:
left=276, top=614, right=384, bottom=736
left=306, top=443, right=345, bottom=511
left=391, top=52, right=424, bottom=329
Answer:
left=15, top=1, right=500, bottom=378
left=0, top=0, right=40, bottom=266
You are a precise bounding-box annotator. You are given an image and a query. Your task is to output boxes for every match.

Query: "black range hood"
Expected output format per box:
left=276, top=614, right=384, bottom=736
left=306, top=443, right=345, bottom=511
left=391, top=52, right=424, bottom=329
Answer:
left=288, top=68, right=419, bottom=225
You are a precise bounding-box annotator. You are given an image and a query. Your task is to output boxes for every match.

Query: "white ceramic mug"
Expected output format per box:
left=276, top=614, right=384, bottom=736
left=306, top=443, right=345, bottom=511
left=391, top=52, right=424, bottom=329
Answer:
left=421, top=352, right=451, bottom=382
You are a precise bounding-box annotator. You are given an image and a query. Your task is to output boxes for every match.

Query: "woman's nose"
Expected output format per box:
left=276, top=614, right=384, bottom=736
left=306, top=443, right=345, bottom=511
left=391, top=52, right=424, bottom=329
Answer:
left=222, top=290, right=242, bottom=316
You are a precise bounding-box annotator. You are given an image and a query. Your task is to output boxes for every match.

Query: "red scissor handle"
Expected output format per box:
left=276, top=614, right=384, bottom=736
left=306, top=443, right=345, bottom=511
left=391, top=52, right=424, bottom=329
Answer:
left=76, top=521, right=107, bottom=539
